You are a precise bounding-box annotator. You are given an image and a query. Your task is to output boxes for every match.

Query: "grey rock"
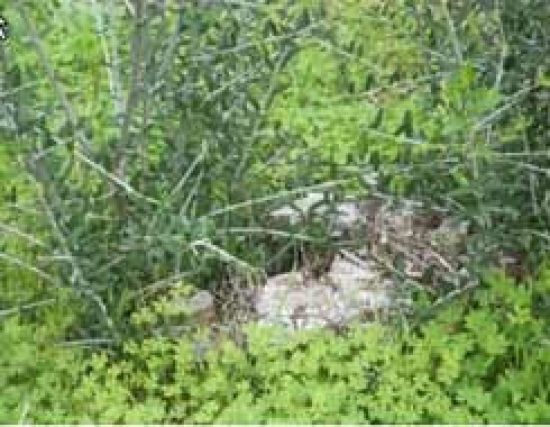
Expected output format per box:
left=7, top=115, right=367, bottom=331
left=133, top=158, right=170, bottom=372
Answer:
left=255, top=255, right=393, bottom=330
left=186, top=290, right=216, bottom=324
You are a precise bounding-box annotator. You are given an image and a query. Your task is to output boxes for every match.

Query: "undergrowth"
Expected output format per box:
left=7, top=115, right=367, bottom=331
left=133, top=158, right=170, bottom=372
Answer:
left=0, top=0, right=549, bottom=423
left=2, top=270, right=549, bottom=423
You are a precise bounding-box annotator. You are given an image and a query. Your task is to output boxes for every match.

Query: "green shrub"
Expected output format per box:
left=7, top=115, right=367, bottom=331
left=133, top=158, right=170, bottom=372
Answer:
left=1, top=1, right=549, bottom=422
left=3, top=0, right=548, bottom=340
left=0, top=312, right=83, bottom=423
left=1, top=0, right=326, bottom=337
left=3, top=269, right=547, bottom=423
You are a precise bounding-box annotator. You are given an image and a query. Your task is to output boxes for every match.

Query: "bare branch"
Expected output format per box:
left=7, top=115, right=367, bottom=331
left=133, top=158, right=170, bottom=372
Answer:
left=0, top=252, right=59, bottom=285
left=0, top=221, right=47, bottom=248
left=0, top=298, right=57, bottom=318
left=117, top=0, right=146, bottom=180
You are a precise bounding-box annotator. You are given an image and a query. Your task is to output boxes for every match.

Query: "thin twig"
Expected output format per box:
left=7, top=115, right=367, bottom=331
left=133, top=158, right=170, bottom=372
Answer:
left=117, top=0, right=146, bottom=180
left=91, top=0, right=125, bottom=126
left=493, top=0, right=508, bottom=90
left=0, top=299, right=57, bottom=318
left=0, top=79, right=45, bottom=98
left=190, top=239, right=259, bottom=273
left=472, top=85, right=534, bottom=132
left=0, top=252, right=59, bottom=286
left=15, top=2, right=77, bottom=127
left=194, top=22, right=322, bottom=61
left=235, top=45, right=295, bottom=178
left=28, top=171, right=119, bottom=340
left=57, top=338, right=115, bottom=347
left=123, top=0, right=135, bottom=16
left=442, top=0, right=463, bottom=63
left=131, top=271, right=195, bottom=299
left=200, top=179, right=350, bottom=220
left=74, top=150, right=160, bottom=204
left=431, top=280, right=479, bottom=308
left=154, top=7, right=185, bottom=86
left=216, top=227, right=318, bottom=242
left=170, top=141, right=207, bottom=197
left=0, top=221, right=47, bottom=248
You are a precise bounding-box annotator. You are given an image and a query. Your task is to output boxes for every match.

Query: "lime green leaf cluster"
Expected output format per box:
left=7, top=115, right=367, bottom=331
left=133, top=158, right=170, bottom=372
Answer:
left=2, top=270, right=549, bottom=423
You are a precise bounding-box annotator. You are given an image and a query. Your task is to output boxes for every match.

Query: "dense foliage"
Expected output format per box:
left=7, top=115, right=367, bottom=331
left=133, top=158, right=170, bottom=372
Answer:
left=0, top=0, right=549, bottom=423
left=2, top=271, right=549, bottom=423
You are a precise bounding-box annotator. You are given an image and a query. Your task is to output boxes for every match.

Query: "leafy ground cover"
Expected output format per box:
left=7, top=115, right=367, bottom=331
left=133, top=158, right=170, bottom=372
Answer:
left=1, top=270, right=549, bottom=423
